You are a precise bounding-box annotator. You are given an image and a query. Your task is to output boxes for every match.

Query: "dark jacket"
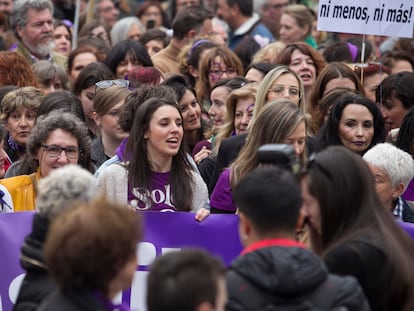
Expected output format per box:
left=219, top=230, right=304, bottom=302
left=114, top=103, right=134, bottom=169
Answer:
left=208, top=134, right=247, bottom=195
left=402, top=198, right=414, bottom=223
left=324, top=237, right=400, bottom=311
left=37, top=288, right=108, bottom=311
left=91, top=136, right=110, bottom=170
left=13, top=214, right=55, bottom=311
left=226, top=239, right=370, bottom=311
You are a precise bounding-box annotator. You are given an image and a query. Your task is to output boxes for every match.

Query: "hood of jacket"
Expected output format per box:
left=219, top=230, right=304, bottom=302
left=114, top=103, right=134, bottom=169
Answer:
left=230, top=245, right=328, bottom=297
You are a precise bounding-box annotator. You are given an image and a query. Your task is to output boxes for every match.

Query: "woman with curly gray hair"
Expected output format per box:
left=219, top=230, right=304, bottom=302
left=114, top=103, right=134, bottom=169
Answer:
left=0, top=110, right=93, bottom=211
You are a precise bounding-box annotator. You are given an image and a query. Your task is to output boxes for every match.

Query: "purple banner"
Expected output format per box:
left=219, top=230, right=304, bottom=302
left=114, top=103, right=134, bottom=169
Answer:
left=0, top=212, right=242, bottom=311
left=399, top=221, right=414, bottom=240
left=2, top=213, right=414, bottom=311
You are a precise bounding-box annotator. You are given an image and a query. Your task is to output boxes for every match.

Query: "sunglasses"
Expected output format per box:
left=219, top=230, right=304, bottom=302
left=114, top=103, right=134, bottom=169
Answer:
left=95, top=79, right=130, bottom=89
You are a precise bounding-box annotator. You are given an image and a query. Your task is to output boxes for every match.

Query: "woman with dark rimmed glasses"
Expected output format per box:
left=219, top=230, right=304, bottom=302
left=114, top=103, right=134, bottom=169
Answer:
left=207, top=66, right=310, bottom=194
left=0, top=110, right=93, bottom=211
left=196, top=46, right=243, bottom=113
left=300, top=146, right=414, bottom=310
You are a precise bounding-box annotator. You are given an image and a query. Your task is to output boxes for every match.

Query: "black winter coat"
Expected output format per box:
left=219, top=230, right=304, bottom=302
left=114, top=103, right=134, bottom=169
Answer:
left=37, top=288, right=108, bottom=311
left=226, top=243, right=370, bottom=311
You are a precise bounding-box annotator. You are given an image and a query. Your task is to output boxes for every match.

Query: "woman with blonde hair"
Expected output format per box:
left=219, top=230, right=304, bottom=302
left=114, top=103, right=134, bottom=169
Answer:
left=212, top=84, right=257, bottom=158
left=254, top=65, right=305, bottom=115
left=92, top=84, right=130, bottom=169
left=280, top=4, right=316, bottom=48
left=210, top=100, right=307, bottom=213
left=208, top=65, right=306, bottom=193
left=251, top=41, right=286, bottom=64
left=197, top=82, right=255, bottom=186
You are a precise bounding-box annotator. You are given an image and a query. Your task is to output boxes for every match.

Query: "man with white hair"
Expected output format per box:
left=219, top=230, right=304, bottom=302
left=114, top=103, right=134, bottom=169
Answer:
left=10, top=0, right=66, bottom=69
left=363, top=143, right=414, bottom=223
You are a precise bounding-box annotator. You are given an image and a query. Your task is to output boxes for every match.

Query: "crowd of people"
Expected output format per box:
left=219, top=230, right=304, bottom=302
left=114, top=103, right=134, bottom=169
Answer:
left=0, top=0, right=413, bottom=309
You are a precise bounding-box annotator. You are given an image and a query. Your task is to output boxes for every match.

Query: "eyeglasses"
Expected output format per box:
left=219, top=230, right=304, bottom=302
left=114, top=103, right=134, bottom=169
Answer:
left=95, top=79, right=130, bottom=89
left=209, top=68, right=237, bottom=78
left=269, top=85, right=301, bottom=98
left=41, top=144, right=79, bottom=159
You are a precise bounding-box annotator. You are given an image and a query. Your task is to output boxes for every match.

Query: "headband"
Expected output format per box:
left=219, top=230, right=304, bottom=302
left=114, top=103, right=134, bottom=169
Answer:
left=188, top=39, right=210, bottom=61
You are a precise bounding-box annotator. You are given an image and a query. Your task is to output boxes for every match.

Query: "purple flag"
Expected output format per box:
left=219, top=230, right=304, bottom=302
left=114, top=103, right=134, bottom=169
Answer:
left=0, top=212, right=242, bottom=311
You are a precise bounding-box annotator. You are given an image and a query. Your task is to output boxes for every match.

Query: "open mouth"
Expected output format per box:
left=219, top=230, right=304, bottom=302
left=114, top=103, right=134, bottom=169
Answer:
left=166, top=137, right=180, bottom=147
left=299, top=72, right=312, bottom=80
left=353, top=141, right=366, bottom=146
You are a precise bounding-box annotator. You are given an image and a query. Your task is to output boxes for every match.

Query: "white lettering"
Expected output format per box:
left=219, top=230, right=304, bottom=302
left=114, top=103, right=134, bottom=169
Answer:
left=131, top=185, right=175, bottom=210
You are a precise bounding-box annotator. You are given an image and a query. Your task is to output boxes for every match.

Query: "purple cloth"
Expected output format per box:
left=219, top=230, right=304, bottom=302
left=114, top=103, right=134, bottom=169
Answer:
left=402, top=178, right=414, bottom=201
left=210, top=168, right=236, bottom=212
left=192, top=140, right=212, bottom=157
left=94, top=290, right=130, bottom=311
left=115, top=137, right=129, bottom=161
left=0, top=212, right=242, bottom=311
left=128, top=172, right=177, bottom=211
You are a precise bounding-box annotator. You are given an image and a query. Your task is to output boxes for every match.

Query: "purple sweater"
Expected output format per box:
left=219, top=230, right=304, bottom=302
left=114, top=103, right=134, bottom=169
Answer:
left=210, top=168, right=237, bottom=212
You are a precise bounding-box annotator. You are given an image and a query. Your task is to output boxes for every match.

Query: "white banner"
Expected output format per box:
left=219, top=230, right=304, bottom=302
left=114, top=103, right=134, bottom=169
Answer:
left=317, top=0, right=414, bottom=38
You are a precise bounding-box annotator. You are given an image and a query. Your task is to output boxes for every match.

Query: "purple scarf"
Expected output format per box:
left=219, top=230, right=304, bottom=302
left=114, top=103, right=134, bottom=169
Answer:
left=94, top=290, right=131, bottom=311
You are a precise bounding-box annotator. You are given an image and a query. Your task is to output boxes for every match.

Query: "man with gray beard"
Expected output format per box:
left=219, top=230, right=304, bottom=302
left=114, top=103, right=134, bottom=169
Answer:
left=9, top=0, right=67, bottom=70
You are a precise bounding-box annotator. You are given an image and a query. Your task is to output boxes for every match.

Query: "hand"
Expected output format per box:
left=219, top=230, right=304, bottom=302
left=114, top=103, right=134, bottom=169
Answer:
left=194, top=208, right=210, bottom=222
left=193, top=146, right=211, bottom=165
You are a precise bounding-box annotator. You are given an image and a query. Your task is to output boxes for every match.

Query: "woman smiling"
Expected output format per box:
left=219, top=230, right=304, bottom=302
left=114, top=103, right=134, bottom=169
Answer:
left=0, top=111, right=92, bottom=211
left=97, top=98, right=209, bottom=220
